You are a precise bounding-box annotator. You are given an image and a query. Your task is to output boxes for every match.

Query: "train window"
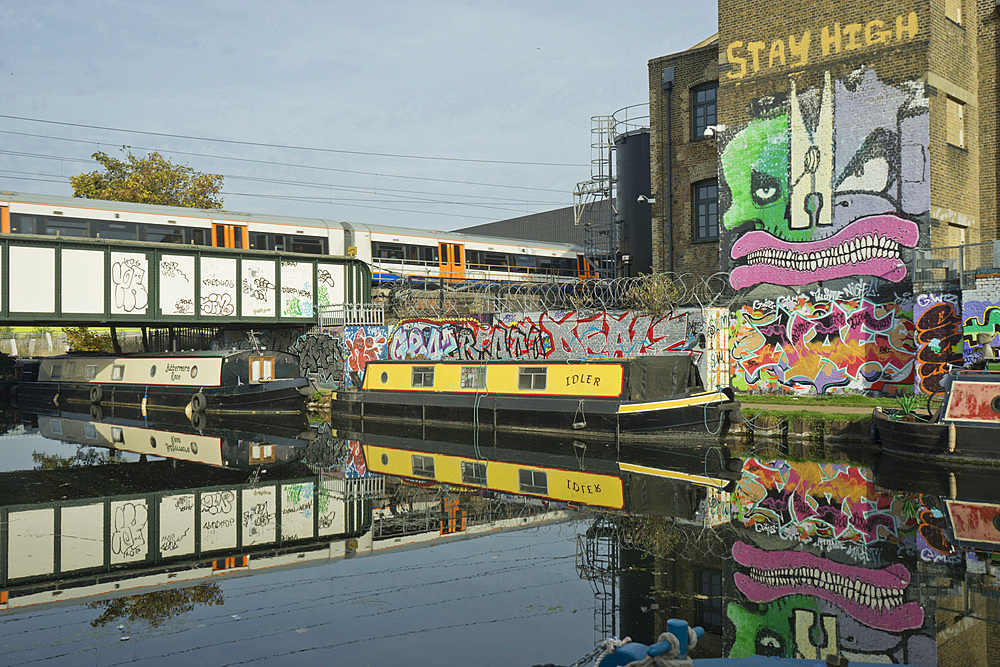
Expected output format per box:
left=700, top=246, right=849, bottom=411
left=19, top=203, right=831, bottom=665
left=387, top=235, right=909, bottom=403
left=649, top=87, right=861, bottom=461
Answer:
left=140, top=224, right=183, bottom=243
left=483, top=252, right=508, bottom=266
left=95, top=221, right=139, bottom=241
left=191, top=229, right=207, bottom=245
left=375, top=243, right=405, bottom=260
left=45, top=217, right=88, bottom=237
left=513, top=254, right=535, bottom=269
left=288, top=237, right=324, bottom=254
left=251, top=232, right=271, bottom=250
left=10, top=214, right=39, bottom=234
left=215, top=226, right=226, bottom=247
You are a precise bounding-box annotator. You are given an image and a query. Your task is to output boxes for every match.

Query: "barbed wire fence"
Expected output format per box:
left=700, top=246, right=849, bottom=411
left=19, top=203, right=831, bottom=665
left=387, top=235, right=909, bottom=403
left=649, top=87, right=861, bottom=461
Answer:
left=375, top=272, right=744, bottom=321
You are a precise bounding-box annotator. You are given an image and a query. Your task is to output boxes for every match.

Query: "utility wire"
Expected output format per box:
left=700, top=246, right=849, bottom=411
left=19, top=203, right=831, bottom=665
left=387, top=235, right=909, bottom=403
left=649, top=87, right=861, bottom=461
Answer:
left=0, top=114, right=586, bottom=167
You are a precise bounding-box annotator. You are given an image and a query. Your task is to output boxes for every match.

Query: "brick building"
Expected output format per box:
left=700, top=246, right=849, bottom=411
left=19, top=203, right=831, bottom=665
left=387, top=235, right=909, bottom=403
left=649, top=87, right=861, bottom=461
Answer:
left=649, top=0, right=999, bottom=396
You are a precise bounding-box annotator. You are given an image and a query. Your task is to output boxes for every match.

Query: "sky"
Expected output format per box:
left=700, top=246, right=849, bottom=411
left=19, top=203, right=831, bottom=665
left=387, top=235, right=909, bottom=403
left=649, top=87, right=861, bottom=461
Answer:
left=0, top=1, right=718, bottom=232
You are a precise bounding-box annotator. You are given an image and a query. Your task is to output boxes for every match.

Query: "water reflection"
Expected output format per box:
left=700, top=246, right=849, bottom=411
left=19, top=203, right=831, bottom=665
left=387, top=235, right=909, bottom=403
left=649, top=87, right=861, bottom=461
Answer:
left=1, top=405, right=999, bottom=665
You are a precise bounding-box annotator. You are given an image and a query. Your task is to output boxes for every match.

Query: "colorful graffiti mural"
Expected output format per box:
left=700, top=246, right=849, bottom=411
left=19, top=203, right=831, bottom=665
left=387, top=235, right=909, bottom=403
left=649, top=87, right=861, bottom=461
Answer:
left=730, top=285, right=914, bottom=393
left=912, top=293, right=963, bottom=394
left=961, top=276, right=1000, bottom=364
left=720, top=68, right=928, bottom=291
left=387, top=310, right=702, bottom=363
left=343, top=325, right=388, bottom=386
left=728, top=458, right=935, bottom=664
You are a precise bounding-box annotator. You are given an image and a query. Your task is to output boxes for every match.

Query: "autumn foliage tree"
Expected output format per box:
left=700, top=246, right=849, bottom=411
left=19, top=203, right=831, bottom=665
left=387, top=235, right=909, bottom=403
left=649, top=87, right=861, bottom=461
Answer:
left=69, top=148, right=224, bottom=209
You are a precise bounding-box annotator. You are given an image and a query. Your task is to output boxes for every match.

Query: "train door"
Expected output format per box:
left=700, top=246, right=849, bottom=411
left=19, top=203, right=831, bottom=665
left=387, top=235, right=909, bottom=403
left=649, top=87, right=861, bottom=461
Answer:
left=438, top=242, right=465, bottom=283
left=0, top=206, right=8, bottom=233
left=576, top=254, right=597, bottom=279
left=212, top=223, right=248, bottom=249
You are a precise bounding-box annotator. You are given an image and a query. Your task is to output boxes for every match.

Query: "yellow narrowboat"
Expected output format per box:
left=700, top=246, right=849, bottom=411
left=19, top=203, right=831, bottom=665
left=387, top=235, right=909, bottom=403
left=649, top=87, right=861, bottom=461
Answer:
left=334, top=355, right=740, bottom=440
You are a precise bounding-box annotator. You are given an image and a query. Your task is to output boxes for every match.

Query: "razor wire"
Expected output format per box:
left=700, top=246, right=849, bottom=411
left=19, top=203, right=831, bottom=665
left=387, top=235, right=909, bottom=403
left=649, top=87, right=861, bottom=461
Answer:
left=374, top=272, right=743, bottom=320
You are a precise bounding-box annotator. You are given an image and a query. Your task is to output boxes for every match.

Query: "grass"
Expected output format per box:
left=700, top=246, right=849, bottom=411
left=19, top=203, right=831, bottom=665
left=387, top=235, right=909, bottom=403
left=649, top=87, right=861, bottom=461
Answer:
left=737, top=393, right=901, bottom=409
left=740, top=407, right=875, bottom=423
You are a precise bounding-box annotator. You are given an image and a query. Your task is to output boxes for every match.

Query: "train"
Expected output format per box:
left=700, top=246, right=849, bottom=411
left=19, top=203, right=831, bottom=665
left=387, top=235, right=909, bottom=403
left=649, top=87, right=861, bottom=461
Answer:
left=0, top=191, right=596, bottom=285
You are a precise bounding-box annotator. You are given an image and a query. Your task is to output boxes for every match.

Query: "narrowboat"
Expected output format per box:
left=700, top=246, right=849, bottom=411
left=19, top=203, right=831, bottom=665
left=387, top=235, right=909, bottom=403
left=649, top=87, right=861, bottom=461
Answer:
left=334, top=419, right=741, bottom=512
left=31, top=407, right=314, bottom=470
left=872, top=368, right=1000, bottom=464
left=15, top=350, right=312, bottom=415
left=333, top=355, right=740, bottom=441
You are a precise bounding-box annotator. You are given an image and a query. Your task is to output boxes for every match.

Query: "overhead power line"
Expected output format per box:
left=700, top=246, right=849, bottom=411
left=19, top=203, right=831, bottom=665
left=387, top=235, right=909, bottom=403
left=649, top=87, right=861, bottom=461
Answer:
left=0, top=114, right=586, bottom=167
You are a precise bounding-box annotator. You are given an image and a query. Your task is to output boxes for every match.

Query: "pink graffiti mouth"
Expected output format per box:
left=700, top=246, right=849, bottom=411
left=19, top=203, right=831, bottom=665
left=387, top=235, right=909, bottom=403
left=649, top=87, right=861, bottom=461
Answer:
left=729, top=215, right=919, bottom=290
left=731, top=541, right=923, bottom=632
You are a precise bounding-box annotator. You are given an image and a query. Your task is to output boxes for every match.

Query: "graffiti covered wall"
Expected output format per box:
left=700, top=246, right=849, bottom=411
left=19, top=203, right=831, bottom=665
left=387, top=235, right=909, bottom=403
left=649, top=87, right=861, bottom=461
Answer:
left=912, top=292, right=963, bottom=394
left=961, top=275, right=1000, bottom=365
left=719, top=65, right=929, bottom=393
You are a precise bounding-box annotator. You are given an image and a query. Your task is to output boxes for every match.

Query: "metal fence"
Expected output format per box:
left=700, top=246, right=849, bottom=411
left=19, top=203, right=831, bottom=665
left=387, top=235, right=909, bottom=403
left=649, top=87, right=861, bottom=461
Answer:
left=914, top=241, right=1000, bottom=290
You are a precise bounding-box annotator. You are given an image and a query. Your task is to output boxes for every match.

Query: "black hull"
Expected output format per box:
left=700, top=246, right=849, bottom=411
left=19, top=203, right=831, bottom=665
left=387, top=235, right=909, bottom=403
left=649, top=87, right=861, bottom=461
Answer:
left=872, top=410, right=1000, bottom=465
left=333, top=390, right=739, bottom=442
left=16, top=379, right=310, bottom=415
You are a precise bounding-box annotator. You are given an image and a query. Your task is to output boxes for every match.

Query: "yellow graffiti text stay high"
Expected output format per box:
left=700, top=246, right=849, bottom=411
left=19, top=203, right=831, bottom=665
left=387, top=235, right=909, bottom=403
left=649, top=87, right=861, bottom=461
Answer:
left=726, top=12, right=919, bottom=80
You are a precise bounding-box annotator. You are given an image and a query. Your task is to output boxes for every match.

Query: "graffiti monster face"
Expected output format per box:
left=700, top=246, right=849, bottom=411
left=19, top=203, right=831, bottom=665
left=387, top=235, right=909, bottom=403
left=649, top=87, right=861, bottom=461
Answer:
left=723, top=69, right=928, bottom=290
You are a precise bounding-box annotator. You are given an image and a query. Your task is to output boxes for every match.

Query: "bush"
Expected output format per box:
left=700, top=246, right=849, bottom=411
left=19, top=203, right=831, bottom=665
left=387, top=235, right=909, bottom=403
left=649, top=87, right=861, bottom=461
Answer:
left=62, top=327, right=114, bottom=353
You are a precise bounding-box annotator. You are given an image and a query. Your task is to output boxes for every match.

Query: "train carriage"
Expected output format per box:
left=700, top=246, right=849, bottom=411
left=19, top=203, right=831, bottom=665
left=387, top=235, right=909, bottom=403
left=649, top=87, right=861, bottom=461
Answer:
left=0, top=192, right=595, bottom=286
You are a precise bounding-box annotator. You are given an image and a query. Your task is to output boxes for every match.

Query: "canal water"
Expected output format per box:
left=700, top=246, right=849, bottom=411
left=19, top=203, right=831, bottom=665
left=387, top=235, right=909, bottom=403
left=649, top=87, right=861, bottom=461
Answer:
left=0, top=407, right=997, bottom=666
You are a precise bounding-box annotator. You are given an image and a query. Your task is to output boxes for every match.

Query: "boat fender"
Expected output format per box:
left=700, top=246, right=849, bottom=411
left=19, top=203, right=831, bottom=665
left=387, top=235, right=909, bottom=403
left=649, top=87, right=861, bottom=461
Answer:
left=191, top=391, right=208, bottom=413
left=90, top=386, right=103, bottom=404
left=90, top=403, right=104, bottom=422
left=190, top=411, right=207, bottom=431
left=948, top=423, right=956, bottom=453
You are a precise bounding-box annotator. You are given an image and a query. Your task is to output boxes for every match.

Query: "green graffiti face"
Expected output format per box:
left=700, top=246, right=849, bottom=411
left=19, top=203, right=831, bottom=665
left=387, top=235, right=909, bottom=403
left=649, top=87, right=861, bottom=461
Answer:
left=721, top=115, right=800, bottom=239
left=727, top=595, right=818, bottom=658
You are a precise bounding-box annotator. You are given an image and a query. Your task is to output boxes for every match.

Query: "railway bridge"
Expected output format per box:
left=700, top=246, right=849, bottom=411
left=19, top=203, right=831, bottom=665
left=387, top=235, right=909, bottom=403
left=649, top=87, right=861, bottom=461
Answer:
left=0, top=233, right=369, bottom=328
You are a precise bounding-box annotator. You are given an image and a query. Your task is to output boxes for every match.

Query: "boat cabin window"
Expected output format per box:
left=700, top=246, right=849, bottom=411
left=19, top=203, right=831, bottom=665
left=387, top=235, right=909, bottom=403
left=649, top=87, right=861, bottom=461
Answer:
left=518, top=469, right=548, bottom=495
left=250, top=356, right=275, bottom=383
left=518, top=366, right=547, bottom=390
left=111, top=427, right=125, bottom=444
left=50, top=364, right=62, bottom=379
left=111, top=364, right=125, bottom=381
left=250, top=444, right=275, bottom=464
left=411, top=366, right=435, bottom=388
left=84, top=364, right=98, bottom=381
left=461, top=461, right=487, bottom=486
left=411, top=454, right=435, bottom=478
left=460, top=366, right=486, bottom=390
left=84, top=422, right=97, bottom=440
left=50, top=419, right=62, bottom=435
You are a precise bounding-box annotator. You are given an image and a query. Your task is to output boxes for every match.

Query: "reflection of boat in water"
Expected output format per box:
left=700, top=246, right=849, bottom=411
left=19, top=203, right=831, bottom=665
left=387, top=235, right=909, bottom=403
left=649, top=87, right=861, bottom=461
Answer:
left=337, top=419, right=740, bottom=514
left=334, top=356, right=740, bottom=441
left=15, top=350, right=312, bottom=415
left=872, top=369, right=1000, bottom=464
left=27, top=406, right=315, bottom=470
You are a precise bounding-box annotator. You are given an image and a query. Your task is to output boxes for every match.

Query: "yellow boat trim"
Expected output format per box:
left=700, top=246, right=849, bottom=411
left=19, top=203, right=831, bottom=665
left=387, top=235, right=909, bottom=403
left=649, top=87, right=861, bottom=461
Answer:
left=617, top=461, right=729, bottom=489
left=617, top=390, right=728, bottom=414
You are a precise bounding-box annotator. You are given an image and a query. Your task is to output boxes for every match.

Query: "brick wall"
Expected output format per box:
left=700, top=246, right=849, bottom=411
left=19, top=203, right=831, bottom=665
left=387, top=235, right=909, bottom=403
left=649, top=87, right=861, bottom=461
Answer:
left=648, top=42, right=720, bottom=278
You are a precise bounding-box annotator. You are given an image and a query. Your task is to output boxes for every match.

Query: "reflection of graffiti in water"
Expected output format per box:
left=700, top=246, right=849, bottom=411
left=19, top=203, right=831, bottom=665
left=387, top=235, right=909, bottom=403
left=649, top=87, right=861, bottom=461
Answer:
left=112, top=502, right=148, bottom=559
left=734, top=458, right=914, bottom=551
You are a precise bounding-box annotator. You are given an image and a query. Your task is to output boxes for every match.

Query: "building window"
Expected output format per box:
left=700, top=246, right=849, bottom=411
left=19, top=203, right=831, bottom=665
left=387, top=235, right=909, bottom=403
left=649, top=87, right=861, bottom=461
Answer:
left=946, top=0, right=962, bottom=24
left=694, top=180, right=719, bottom=240
left=411, top=366, right=435, bottom=387
left=696, top=569, right=723, bottom=631
left=461, top=461, right=487, bottom=486
left=411, top=455, right=435, bottom=478
left=692, top=83, right=718, bottom=140
left=947, top=97, right=965, bottom=148
left=518, top=366, right=547, bottom=390
left=519, top=469, right=548, bottom=495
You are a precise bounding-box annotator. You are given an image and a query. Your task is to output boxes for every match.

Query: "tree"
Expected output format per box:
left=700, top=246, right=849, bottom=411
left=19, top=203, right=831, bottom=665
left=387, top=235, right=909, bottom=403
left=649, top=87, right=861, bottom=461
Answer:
left=70, top=148, right=224, bottom=209
left=87, top=584, right=225, bottom=628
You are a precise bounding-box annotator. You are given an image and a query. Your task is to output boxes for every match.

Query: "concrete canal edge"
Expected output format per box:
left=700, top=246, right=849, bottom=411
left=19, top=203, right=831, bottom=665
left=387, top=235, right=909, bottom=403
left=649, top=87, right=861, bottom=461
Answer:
left=730, top=403, right=875, bottom=444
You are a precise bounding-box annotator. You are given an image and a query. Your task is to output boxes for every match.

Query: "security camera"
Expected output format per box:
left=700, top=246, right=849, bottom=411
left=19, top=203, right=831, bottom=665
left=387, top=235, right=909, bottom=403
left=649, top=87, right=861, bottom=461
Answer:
left=703, top=124, right=726, bottom=138
left=637, top=195, right=655, bottom=204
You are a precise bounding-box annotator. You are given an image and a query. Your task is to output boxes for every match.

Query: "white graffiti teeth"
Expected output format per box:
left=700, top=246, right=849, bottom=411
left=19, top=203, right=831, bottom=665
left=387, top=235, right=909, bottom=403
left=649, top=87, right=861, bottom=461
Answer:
left=744, top=234, right=901, bottom=271
left=748, top=566, right=905, bottom=611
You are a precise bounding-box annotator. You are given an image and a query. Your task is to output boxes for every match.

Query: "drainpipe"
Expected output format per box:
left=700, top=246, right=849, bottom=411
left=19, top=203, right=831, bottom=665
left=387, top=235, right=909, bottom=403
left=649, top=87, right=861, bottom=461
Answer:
left=662, top=67, right=675, bottom=273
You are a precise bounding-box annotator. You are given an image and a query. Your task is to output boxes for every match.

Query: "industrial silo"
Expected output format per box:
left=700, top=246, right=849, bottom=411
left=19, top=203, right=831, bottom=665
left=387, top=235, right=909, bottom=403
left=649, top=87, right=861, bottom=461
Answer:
left=615, top=129, right=652, bottom=277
